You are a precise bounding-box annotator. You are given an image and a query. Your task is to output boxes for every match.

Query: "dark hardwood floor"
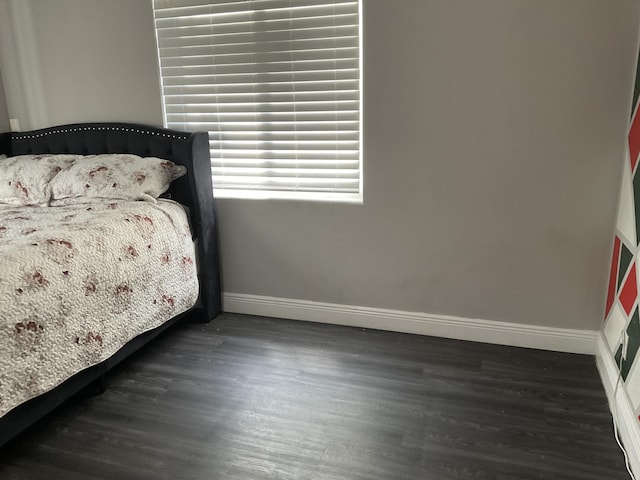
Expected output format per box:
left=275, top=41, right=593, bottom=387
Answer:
left=0, top=313, right=631, bottom=480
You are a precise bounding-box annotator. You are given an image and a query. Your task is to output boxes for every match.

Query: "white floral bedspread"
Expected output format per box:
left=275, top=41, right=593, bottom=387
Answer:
left=0, top=200, right=199, bottom=417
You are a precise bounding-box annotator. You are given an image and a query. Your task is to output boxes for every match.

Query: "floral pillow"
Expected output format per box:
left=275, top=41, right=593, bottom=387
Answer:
left=49, top=154, right=187, bottom=204
left=0, top=154, right=78, bottom=206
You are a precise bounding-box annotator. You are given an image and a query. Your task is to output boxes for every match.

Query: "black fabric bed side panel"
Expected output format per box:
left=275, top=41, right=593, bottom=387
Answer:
left=187, top=132, right=222, bottom=322
left=0, top=133, right=9, bottom=155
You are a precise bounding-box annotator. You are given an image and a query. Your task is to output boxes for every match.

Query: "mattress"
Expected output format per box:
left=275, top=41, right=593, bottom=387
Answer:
left=0, top=199, right=199, bottom=418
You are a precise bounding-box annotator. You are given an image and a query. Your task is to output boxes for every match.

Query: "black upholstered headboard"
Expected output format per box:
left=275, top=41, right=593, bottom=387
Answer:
left=0, top=122, right=221, bottom=321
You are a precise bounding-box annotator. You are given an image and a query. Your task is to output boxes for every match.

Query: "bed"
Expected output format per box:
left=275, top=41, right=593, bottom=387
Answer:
left=0, top=122, right=222, bottom=446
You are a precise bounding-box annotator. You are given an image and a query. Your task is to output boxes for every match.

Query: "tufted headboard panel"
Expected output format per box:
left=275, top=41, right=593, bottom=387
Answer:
left=0, top=122, right=221, bottom=321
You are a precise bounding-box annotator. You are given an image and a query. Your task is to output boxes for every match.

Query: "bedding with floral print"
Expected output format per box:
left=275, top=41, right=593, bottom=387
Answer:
left=0, top=155, right=79, bottom=206
left=49, top=154, right=187, bottom=204
left=0, top=199, right=198, bottom=418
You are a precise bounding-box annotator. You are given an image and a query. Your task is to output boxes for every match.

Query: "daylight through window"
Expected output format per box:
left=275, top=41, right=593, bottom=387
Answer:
left=153, top=0, right=362, bottom=202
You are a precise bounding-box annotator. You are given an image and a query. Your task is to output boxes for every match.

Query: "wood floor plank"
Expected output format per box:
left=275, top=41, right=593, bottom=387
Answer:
left=0, top=313, right=631, bottom=479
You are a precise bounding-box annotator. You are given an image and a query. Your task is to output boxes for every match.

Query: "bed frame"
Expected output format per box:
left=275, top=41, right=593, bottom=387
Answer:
left=0, top=122, right=222, bottom=446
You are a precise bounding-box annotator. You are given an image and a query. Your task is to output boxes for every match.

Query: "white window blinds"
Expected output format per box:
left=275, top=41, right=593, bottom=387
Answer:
left=153, top=0, right=362, bottom=201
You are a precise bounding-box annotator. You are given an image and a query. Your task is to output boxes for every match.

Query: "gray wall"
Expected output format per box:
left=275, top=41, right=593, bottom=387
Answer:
left=4, top=0, right=640, bottom=330
left=0, top=0, right=163, bottom=128
left=0, top=67, right=9, bottom=131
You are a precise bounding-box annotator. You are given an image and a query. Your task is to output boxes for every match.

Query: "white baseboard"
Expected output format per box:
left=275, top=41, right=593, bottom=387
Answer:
left=223, top=293, right=597, bottom=354
left=596, top=333, right=640, bottom=478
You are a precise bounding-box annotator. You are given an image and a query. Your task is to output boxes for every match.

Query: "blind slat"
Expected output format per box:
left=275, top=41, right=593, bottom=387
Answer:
left=156, top=24, right=356, bottom=43
left=153, top=0, right=361, bottom=197
left=166, top=109, right=359, bottom=119
left=155, top=0, right=357, bottom=18
left=158, top=57, right=359, bottom=71
left=158, top=34, right=358, bottom=51
left=163, top=83, right=358, bottom=95
left=160, top=68, right=359, bottom=83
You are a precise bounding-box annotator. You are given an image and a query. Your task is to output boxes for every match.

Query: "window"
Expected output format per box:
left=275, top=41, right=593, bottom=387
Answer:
left=153, top=0, right=362, bottom=202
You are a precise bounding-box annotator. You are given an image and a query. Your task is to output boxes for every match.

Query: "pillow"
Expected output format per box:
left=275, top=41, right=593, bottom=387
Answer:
left=0, top=154, right=78, bottom=206
left=49, top=154, right=187, bottom=203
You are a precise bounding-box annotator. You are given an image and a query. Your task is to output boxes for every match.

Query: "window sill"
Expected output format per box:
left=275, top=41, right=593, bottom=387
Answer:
left=213, top=189, right=363, bottom=205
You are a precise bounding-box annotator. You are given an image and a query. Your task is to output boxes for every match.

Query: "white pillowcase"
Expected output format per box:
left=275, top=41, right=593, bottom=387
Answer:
left=49, top=154, right=187, bottom=204
left=0, top=154, right=78, bottom=206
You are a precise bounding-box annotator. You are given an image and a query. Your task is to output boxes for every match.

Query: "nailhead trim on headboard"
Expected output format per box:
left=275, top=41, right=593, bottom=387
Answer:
left=11, top=126, right=190, bottom=140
